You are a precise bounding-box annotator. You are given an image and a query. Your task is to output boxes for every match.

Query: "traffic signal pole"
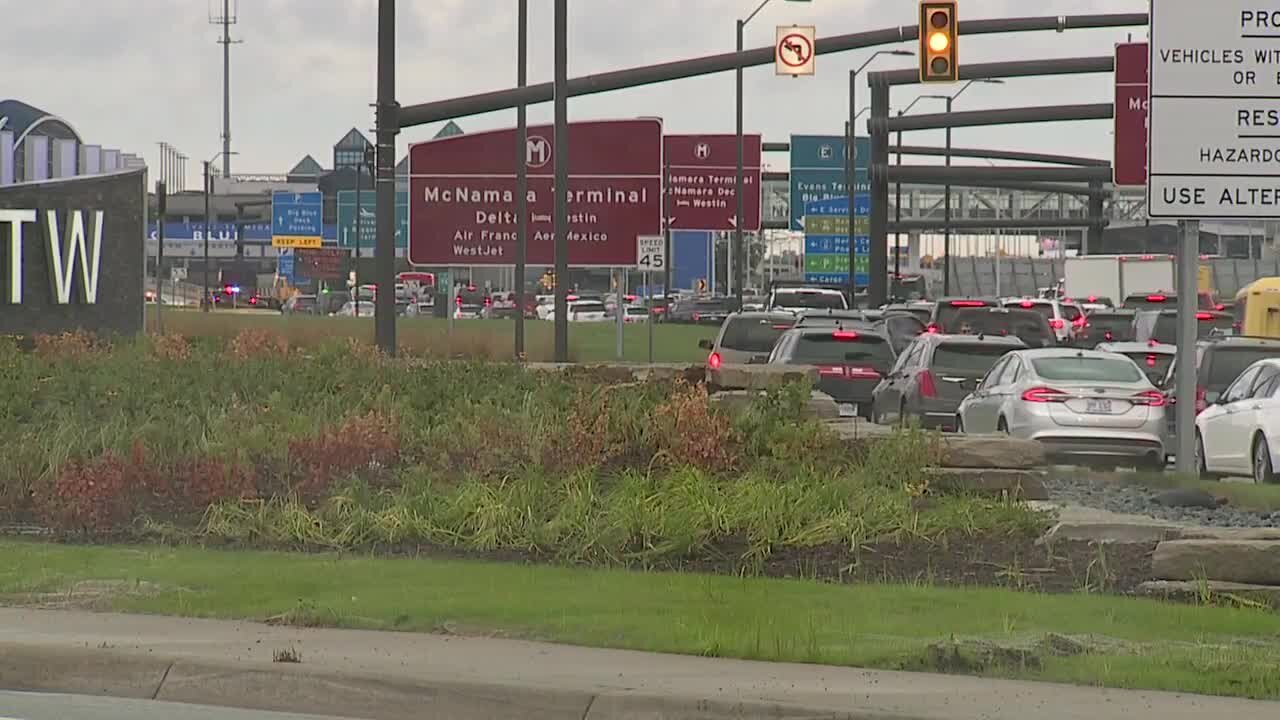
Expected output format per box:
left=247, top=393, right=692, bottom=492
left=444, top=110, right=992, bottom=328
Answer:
left=374, top=0, right=398, bottom=355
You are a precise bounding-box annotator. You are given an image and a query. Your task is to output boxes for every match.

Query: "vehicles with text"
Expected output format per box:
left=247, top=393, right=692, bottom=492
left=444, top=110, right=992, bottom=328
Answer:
left=1063, top=254, right=1174, bottom=305
left=957, top=348, right=1167, bottom=470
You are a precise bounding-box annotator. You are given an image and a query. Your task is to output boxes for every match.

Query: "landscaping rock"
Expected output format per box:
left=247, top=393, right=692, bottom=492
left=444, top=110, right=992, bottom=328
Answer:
left=708, top=364, right=817, bottom=390
left=711, top=390, right=838, bottom=419
left=1152, top=539, right=1280, bottom=585
left=1154, top=488, right=1227, bottom=509
left=1136, top=580, right=1280, bottom=608
left=924, top=468, right=1050, bottom=501
left=1175, top=526, right=1280, bottom=541
left=1039, top=520, right=1178, bottom=545
left=936, top=435, right=1047, bottom=470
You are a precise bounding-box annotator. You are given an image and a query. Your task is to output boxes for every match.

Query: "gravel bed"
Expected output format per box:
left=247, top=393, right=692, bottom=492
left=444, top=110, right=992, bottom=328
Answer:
left=1042, top=473, right=1280, bottom=528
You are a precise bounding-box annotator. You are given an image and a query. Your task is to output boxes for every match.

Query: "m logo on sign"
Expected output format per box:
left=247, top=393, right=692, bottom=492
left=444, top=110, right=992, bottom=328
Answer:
left=694, top=143, right=711, bottom=160
left=526, top=136, right=551, bottom=168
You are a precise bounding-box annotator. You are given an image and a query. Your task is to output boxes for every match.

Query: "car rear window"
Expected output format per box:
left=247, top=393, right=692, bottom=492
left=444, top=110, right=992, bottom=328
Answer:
left=1116, top=351, right=1175, bottom=385
left=1031, top=356, right=1143, bottom=383
left=934, top=300, right=996, bottom=331
left=1151, top=313, right=1235, bottom=344
left=1205, top=347, right=1280, bottom=391
left=1060, top=305, right=1083, bottom=321
left=571, top=302, right=606, bottom=313
left=952, top=309, right=1056, bottom=348
left=1004, top=301, right=1054, bottom=320
left=773, top=290, right=846, bottom=309
left=931, top=343, right=1020, bottom=375
left=793, top=333, right=895, bottom=369
left=1085, top=313, right=1135, bottom=342
left=720, top=318, right=793, bottom=352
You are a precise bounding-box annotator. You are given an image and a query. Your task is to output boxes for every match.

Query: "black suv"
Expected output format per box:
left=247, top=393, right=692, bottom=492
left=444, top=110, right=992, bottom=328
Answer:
left=949, top=306, right=1057, bottom=349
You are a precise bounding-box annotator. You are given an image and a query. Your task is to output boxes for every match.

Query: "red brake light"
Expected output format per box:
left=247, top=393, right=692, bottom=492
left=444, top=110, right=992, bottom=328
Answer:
left=817, top=365, right=845, bottom=376
left=455, top=295, right=463, bottom=306
left=950, top=300, right=986, bottom=307
left=707, top=352, right=722, bottom=370
left=1022, top=387, right=1069, bottom=403
left=693, top=312, right=702, bottom=322
left=1215, top=304, right=1226, bottom=311
left=1146, top=294, right=1167, bottom=302
left=926, top=324, right=940, bottom=333
left=1087, top=295, right=1098, bottom=302
left=1049, top=319, right=1065, bottom=330
left=918, top=370, right=938, bottom=399
left=1071, top=315, right=1087, bottom=327
left=1195, top=312, right=1213, bottom=321
left=1195, top=385, right=1207, bottom=414
left=772, top=324, right=793, bottom=330
left=1019, top=300, right=1034, bottom=308
left=484, top=297, right=493, bottom=306
left=846, top=366, right=882, bottom=380
left=832, top=331, right=859, bottom=340
left=1104, top=331, right=1114, bottom=341
left=1145, top=354, right=1158, bottom=368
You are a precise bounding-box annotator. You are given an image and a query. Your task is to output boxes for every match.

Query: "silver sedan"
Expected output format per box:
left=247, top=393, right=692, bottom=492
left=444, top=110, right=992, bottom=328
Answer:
left=957, top=347, right=1167, bottom=469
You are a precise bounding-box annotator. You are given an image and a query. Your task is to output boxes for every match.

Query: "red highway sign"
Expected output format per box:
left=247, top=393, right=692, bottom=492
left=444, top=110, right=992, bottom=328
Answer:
left=407, top=119, right=662, bottom=267
left=664, top=134, right=761, bottom=232
left=1114, top=42, right=1148, bottom=187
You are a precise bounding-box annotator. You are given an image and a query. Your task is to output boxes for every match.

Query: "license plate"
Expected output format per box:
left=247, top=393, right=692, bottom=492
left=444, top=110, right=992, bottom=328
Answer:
left=1085, top=398, right=1113, bottom=414
left=838, top=403, right=858, bottom=418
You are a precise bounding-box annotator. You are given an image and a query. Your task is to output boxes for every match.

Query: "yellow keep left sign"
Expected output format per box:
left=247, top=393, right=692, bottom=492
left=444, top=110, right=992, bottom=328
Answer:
left=272, top=235, right=323, bottom=249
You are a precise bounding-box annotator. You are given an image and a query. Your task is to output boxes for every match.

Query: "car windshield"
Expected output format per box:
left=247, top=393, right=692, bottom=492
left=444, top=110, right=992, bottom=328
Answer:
left=1151, top=313, right=1235, bottom=344
left=1086, top=313, right=1136, bottom=342
left=1116, top=351, right=1175, bottom=386
left=952, top=309, right=1055, bottom=348
left=720, top=317, right=793, bottom=352
left=931, top=343, right=1019, bottom=375
left=773, top=290, right=846, bottom=309
left=1031, top=356, right=1143, bottom=383
left=1205, top=347, right=1280, bottom=391
left=792, top=333, right=895, bottom=369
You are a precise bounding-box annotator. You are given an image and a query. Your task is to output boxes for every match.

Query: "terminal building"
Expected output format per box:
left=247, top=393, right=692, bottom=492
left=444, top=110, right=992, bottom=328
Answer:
left=0, top=98, right=140, bottom=185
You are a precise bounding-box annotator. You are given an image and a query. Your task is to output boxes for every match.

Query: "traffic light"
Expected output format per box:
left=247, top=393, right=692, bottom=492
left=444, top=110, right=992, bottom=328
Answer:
left=919, top=1, right=958, bottom=83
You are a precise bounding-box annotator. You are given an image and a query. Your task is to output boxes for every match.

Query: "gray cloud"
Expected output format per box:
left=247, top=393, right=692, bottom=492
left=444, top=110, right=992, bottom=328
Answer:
left=0, top=0, right=1148, bottom=185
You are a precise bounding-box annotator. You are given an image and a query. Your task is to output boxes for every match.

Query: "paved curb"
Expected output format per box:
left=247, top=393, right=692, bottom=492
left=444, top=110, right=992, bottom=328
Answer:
left=0, top=642, right=917, bottom=720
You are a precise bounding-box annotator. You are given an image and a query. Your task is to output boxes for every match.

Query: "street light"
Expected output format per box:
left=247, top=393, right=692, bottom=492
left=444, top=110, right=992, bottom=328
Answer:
left=734, top=0, right=773, bottom=308
left=202, top=150, right=237, bottom=311
left=847, top=49, right=911, bottom=302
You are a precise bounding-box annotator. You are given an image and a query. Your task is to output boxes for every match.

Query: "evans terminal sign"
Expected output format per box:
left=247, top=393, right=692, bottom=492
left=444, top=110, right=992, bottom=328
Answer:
left=407, top=119, right=662, bottom=267
left=1149, top=1, right=1280, bottom=217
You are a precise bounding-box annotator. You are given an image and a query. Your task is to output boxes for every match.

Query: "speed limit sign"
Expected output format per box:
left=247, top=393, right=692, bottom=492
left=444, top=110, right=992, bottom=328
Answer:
left=636, top=235, right=665, bottom=270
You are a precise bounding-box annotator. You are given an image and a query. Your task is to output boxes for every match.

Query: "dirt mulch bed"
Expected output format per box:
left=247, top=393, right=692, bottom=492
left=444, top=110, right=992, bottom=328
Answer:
left=5, top=525, right=1155, bottom=597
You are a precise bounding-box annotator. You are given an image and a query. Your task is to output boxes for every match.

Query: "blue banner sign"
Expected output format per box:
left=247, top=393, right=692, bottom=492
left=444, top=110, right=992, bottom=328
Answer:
left=802, top=194, right=871, bottom=287
left=789, top=135, right=870, bottom=231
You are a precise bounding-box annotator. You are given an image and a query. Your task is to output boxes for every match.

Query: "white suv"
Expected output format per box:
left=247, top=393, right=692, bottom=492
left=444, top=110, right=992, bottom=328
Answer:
left=1002, top=298, right=1085, bottom=344
left=768, top=287, right=848, bottom=314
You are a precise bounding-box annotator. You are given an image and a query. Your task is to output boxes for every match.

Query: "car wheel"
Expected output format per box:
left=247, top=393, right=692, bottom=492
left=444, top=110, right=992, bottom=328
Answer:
left=996, top=417, right=1010, bottom=435
left=1195, top=432, right=1217, bottom=480
left=1253, top=434, right=1278, bottom=485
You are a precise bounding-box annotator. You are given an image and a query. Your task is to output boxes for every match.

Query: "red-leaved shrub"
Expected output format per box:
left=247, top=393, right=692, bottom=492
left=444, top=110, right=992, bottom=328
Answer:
left=287, top=410, right=400, bottom=502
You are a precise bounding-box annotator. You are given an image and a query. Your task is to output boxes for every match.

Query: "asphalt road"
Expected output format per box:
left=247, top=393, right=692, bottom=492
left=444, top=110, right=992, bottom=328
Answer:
left=0, top=691, right=361, bottom=720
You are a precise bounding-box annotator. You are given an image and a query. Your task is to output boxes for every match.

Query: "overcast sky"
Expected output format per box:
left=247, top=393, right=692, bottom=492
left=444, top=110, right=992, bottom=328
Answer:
left=1, top=0, right=1148, bottom=187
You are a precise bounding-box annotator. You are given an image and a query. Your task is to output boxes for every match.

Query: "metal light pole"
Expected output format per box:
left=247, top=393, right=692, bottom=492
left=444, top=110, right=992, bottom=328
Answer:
left=515, top=0, right=528, bottom=360
left=939, top=78, right=1002, bottom=295
left=201, top=150, right=235, bottom=311
left=354, top=151, right=364, bottom=318
left=553, top=0, right=569, bottom=362
left=847, top=50, right=911, bottom=303
left=374, top=0, right=399, bottom=354
left=735, top=0, right=773, bottom=311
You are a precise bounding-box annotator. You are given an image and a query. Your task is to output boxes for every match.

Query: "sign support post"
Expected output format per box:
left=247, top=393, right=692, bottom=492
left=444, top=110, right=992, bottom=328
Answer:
left=616, top=268, right=625, bottom=360
left=646, top=269, right=654, bottom=364
left=1175, top=219, right=1199, bottom=473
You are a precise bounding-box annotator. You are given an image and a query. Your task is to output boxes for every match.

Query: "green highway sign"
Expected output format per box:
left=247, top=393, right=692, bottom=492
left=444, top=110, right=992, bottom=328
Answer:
left=336, top=190, right=408, bottom=249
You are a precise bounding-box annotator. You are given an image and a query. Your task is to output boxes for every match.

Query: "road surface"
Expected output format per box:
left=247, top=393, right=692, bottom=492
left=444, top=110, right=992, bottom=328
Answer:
left=0, top=691, right=358, bottom=720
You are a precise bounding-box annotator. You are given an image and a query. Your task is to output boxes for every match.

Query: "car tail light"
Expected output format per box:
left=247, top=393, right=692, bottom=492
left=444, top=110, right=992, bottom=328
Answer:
left=1233, top=322, right=1242, bottom=331
left=1147, top=294, right=1168, bottom=302
left=1215, top=304, right=1226, bottom=311
left=1022, top=387, right=1069, bottom=403
left=1019, top=300, right=1034, bottom=308
left=1049, top=319, right=1065, bottom=330
left=1071, top=315, right=1087, bottom=327
left=1145, top=354, right=1159, bottom=367
left=926, top=323, right=940, bottom=333
left=950, top=300, right=986, bottom=307
left=484, top=297, right=493, bottom=306
left=847, top=366, right=882, bottom=380
left=707, top=352, right=722, bottom=370
left=832, top=330, right=859, bottom=340
left=455, top=295, right=463, bottom=307
left=817, top=365, right=845, bottom=377
left=918, top=370, right=938, bottom=399
left=1104, top=331, right=1114, bottom=341
left=693, top=312, right=702, bottom=322
left=1195, top=385, right=1207, bottom=414
left=1132, top=390, right=1166, bottom=407
left=1195, top=312, right=1214, bottom=321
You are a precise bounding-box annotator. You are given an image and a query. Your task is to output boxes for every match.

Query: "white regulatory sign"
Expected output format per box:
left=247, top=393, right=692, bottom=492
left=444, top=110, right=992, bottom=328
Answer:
left=636, top=235, right=665, bottom=271
left=775, top=26, right=816, bottom=77
left=1149, top=1, right=1280, bottom=218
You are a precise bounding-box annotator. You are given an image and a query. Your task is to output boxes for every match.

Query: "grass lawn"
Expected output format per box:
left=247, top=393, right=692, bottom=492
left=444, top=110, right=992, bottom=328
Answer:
left=1111, top=471, right=1280, bottom=512
left=147, top=308, right=711, bottom=363
left=3, top=540, right=1278, bottom=700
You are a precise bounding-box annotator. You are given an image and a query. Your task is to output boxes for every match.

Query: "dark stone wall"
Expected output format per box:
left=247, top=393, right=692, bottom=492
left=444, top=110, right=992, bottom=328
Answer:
left=0, top=170, right=145, bottom=335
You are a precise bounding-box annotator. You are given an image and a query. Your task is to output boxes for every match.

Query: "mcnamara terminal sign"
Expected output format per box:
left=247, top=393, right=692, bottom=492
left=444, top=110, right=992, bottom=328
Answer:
left=0, top=169, right=144, bottom=335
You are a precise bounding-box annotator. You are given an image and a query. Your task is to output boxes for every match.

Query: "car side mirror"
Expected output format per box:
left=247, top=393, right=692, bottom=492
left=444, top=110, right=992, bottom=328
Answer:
left=698, top=339, right=713, bottom=350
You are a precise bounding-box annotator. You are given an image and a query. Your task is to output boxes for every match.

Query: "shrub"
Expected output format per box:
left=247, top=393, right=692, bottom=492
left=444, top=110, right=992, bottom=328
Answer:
left=652, top=381, right=738, bottom=471
left=33, top=440, right=148, bottom=532
left=286, top=410, right=401, bottom=502
left=32, top=331, right=97, bottom=359
left=228, top=329, right=290, bottom=360
left=149, top=333, right=193, bottom=361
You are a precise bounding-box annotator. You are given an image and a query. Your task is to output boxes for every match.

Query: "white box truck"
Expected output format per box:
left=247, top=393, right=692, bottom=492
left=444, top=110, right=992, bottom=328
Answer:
left=1063, top=255, right=1176, bottom=305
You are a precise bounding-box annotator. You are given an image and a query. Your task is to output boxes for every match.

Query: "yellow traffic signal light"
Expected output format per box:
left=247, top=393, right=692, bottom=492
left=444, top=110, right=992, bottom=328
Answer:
left=919, top=1, right=958, bottom=83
